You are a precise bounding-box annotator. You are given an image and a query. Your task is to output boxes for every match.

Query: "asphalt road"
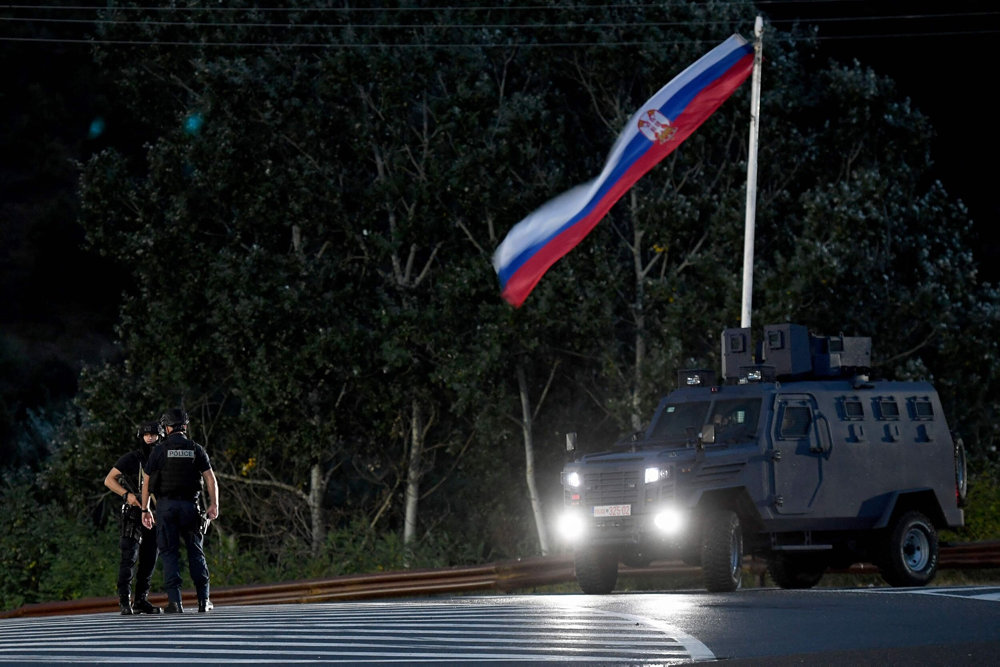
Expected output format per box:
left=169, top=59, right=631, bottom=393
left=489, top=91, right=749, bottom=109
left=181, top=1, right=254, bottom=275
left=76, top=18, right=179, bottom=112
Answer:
left=611, top=585, right=1000, bottom=664
left=0, top=586, right=997, bottom=664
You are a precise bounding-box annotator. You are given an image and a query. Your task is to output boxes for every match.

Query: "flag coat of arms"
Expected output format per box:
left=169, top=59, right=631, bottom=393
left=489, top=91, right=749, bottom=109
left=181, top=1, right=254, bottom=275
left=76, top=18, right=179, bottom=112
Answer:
left=493, top=34, right=754, bottom=307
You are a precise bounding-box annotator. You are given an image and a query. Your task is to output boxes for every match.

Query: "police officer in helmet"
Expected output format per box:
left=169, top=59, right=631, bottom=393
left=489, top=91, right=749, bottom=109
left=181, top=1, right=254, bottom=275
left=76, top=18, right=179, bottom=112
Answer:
left=103, top=420, right=163, bottom=614
left=140, top=407, right=219, bottom=613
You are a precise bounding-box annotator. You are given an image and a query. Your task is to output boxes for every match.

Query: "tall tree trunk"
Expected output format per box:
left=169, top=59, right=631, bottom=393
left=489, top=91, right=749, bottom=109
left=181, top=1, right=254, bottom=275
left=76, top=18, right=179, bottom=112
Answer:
left=629, top=190, right=648, bottom=430
left=403, top=398, right=423, bottom=549
left=517, top=362, right=551, bottom=555
left=309, top=462, right=325, bottom=556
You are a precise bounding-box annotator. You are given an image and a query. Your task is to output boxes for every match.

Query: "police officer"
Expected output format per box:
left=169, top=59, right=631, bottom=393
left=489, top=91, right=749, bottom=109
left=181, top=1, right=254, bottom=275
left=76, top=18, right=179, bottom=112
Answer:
left=104, top=420, right=164, bottom=615
left=140, top=408, right=219, bottom=613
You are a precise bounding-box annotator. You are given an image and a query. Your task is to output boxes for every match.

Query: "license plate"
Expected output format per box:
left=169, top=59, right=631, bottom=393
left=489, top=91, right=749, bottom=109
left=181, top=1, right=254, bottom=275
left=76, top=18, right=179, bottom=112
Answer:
left=593, top=504, right=631, bottom=517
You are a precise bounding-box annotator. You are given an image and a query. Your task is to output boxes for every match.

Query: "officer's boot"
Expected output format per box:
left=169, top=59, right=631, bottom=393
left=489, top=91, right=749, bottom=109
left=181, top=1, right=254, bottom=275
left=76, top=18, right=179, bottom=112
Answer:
left=163, top=600, right=184, bottom=614
left=118, top=594, right=133, bottom=615
left=198, top=598, right=213, bottom=613
left=133, top=596, right=162, bottom=614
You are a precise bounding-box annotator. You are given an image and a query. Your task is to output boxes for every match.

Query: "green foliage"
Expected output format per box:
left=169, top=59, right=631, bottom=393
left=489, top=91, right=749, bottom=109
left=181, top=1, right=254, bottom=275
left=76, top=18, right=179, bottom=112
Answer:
left=0, top=476, right=117, bottom=611
left=319, top=519, right=486, bottom=576
left=38, top=521, right=118, bottom=604
left=203, top=518, right=486, bottom=586
left=0, top=470, right=492, bottom=613
left=3, top=0, right=997, bottom=607
left=958, top=467, right=1000, bottom=541
left=72, top=0, right=1000, bottom=534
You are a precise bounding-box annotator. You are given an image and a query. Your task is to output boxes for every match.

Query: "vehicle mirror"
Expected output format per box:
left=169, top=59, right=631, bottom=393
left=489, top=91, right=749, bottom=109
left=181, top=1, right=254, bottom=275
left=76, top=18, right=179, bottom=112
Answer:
left=565, top=432, right=577, bottom=453
left=699, top=424, right=716, bottom=446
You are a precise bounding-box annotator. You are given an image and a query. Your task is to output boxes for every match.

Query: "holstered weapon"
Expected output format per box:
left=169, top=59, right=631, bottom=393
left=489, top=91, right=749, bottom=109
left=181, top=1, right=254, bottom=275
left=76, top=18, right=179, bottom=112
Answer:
left=196, top=494, right=211, bottom=536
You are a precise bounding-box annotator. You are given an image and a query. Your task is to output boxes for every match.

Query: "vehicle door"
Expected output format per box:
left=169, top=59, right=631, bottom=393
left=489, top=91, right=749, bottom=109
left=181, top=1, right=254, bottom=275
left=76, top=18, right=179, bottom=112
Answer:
left=770, top=393, right=832, bottom=515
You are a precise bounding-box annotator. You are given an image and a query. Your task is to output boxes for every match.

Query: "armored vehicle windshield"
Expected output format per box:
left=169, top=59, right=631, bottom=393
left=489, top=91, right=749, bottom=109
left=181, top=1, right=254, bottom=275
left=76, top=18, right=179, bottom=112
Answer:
left=645, top=396, right=763, bottom=447
left=647, top=400, right=710, bottom=444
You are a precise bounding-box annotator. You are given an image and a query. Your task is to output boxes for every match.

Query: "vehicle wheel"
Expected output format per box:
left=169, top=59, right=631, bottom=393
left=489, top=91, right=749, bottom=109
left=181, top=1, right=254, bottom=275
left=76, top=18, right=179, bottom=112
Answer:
left=701, top=510, right=743, bottom=592
left=767, top=553, right=828, bottom=589
left=574, top=547, right=619, bottom=594
left=954, top=436, right=968, bottom=507
left=879, top=511, right=939, bottom=587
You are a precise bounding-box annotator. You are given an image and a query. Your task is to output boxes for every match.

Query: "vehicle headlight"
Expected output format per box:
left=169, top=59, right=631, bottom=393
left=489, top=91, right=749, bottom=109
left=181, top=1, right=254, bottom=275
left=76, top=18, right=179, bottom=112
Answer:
left=563, top=471, right=582, bottom=488
left=653, top=507, right=685, bottom=534
left=556, top=510, right=586, bottom=541
left=645, top=466, right=668, bottom=484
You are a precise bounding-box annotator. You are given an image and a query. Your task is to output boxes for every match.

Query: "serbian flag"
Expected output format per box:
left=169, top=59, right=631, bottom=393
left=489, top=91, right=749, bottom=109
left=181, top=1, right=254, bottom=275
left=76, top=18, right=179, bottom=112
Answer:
left=493, top=34, right=754, bottom=307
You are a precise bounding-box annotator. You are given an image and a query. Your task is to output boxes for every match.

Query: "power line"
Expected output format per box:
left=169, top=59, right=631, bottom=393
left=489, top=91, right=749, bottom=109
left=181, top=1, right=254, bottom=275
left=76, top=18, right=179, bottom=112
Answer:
left=3, top=0, right=994, bottom=10
left=0, top=36, right=736, bottom=48
left=0, top=2, right=764, bottom=11
left=4, top=26, right=997, bottom=49
left=2, top=3, right=998, bottom=48
left=0, top=16, right=757, bottom=30
left=2, top=10, right=999, bottom=30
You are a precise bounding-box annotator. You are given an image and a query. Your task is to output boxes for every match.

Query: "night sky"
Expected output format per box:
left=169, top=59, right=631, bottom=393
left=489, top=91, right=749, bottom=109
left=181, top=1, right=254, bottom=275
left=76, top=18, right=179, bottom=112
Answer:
left=0, top=3, right=997, bottom=463
left=764, top=0, right=1000, bottom=278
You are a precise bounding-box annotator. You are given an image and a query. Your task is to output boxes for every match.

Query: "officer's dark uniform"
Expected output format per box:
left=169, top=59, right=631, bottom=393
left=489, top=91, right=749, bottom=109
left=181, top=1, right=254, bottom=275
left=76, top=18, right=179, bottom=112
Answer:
left=144, top=414, right=213, bottom=613
left=112, top=435, right=160, bottom=614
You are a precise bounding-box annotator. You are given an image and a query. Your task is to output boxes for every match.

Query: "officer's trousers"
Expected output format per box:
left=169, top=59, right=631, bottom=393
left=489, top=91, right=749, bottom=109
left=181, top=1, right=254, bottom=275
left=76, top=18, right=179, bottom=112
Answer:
left=155, top=498, right=210, bottom=603
left=118, top=523, right=158, bottom=599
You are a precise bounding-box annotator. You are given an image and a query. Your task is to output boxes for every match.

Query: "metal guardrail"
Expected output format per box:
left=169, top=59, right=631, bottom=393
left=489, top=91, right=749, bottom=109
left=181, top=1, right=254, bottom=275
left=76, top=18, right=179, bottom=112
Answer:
left=3, top=541, right=999, bottom=619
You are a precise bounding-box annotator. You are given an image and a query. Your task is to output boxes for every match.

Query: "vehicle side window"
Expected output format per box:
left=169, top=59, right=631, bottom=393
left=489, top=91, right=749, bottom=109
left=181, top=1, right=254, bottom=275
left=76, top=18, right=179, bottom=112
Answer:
left=708, top=398, right=762, bottom=442
left=840, top=397, right=864, bottom=420
left=909, top=397, right=934, bottom=420
left=779, top=405, right=812, bottom=438
left=877, top=398, right=900, bottom=420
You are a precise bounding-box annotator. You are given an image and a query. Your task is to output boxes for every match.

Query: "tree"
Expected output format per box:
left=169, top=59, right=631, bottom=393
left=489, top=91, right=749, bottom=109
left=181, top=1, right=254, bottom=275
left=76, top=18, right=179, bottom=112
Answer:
left=75, top=20, right=380, bottom=554
left=45, top=0, right=1000, bottom=582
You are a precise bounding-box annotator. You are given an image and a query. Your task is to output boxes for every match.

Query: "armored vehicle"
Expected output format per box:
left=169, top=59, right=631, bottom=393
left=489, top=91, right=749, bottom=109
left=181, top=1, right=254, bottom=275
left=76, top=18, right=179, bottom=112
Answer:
left=557, top=323, right=967, bottom=592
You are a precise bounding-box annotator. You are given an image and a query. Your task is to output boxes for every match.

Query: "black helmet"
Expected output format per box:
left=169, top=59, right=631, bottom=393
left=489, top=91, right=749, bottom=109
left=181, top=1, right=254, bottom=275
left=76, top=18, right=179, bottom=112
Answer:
left=160, top=408, right=190, bottom=430
left=137, top=421, right=163, bottom=439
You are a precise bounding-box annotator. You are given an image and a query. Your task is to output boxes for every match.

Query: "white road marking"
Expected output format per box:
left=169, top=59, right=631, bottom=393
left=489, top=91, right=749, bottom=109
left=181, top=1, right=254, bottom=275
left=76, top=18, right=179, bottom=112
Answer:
left=0, top=599, right=714, bottom=664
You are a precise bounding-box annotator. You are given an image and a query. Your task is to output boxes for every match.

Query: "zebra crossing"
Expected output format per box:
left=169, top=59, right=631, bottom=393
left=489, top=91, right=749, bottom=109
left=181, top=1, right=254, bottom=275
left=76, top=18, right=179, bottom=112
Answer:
left=0, top=598, right=714, bottom=664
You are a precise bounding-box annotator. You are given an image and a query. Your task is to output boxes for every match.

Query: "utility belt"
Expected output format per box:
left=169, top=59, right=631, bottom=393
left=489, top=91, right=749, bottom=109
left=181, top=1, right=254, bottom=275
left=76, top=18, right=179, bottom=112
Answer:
left=157, top=493, right=211, bottom=536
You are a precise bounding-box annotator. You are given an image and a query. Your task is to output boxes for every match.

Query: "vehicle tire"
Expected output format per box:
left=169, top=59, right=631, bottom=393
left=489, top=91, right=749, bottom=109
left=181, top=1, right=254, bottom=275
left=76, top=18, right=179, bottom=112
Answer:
left=879, top=510, right=939, bottom=587
left=574, top=547, right=619, bottom=594
left=766, top=553, right=828, bottom=589
left=954, top=436, right=968, bottom=507
left=701, top=510, right=743, bottom=592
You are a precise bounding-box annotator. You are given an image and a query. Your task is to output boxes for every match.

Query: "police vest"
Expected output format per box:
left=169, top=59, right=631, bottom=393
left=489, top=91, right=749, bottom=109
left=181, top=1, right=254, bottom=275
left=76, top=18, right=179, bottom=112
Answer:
left=155, top=435, right=201, bottom=500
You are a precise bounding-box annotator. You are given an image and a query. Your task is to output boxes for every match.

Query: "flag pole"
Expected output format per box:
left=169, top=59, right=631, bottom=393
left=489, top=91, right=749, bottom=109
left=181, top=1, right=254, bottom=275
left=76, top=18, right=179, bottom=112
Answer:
left=740, top=16, right=763, bottom=329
